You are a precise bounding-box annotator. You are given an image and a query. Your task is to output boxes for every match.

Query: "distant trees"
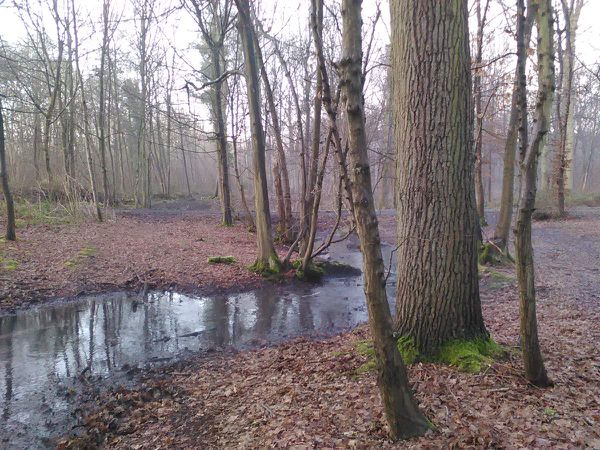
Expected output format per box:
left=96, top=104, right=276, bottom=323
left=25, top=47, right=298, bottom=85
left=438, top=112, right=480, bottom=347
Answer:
left=391, top=0, right=487, bottom=355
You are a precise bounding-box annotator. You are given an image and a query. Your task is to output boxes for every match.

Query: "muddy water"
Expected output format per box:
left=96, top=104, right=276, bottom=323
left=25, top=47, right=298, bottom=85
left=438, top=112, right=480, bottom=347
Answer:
left=0, top=241, right=395, bottom=448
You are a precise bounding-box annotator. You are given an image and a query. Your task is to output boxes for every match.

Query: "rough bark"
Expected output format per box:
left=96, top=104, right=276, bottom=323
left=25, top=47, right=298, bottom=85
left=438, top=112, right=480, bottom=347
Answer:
left=235, top=0, right=280, bottom=271
left=392, top=0, right=487, bottom=355
left=514, top=0, right=554, bottom=388
left=493, top=0, right=537, bottom=251
left=0, top=99, right=16, bottom=241
left=340, top=0, right=429, bottom=439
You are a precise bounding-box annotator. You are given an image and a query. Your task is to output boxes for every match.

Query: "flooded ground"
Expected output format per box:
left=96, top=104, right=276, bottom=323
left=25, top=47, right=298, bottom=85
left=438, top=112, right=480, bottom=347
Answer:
left=0, top=239, right=393, bottom=448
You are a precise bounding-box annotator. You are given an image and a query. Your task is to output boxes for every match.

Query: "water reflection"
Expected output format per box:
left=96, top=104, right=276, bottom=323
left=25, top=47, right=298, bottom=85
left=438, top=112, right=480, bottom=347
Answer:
left=0, top=272, right=379, bottom=447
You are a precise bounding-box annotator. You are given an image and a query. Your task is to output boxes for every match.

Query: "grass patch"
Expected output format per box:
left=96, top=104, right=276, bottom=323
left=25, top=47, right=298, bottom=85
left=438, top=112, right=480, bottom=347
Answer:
left=1, top=258, right=18, bottom=270
left=13, top=199, right=79, bottom=227
left=437, top=338, right=504, bottom=373
left=65, top=245, right=97, bottom=269
left=396, top=335, right=419, bottom=365
left=207, top=255, right=236, bottom=265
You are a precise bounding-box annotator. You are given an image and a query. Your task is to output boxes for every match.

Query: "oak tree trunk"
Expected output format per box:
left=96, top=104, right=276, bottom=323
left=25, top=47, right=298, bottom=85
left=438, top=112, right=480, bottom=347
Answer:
left=392, top=0, right=487, bottom=355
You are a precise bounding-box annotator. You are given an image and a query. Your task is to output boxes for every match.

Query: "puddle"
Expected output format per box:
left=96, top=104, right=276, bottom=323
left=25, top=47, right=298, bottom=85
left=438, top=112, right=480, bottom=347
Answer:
left=0, top=241, right=396, bottom=448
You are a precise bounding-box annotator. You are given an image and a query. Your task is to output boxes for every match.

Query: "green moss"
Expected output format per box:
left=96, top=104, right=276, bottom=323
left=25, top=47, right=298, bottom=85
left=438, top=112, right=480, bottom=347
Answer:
left=396, top=335, right=419, bottom=365
left=208, top=255, right=236, bottom=264
left=248, top=254, right=282, bottom=277
left=295, top=262, right=325, bottom=281
left=354, top=337, right=418, bottom=374
left=436, top=338, right=504, bottom=373
left=356, top=359, right=377, bottom=374
left=543, top=407, right=557, bottom=417
left=356, top=340, right=375, bottom=357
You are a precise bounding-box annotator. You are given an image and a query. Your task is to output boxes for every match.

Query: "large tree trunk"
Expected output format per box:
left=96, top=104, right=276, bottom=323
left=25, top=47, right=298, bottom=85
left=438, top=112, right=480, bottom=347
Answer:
left=514, top=0, right=554, bottom=388
left=392, top=0, right=487, bottom=355
left=236, top=0, right=280, bottom=271
left=0, top=99, right=16, bottom=241
left=493, top=0, right=537, bottom=251
left=99, top=0, right=111, bottom=205
left=340, top=0, right=429, bottom=439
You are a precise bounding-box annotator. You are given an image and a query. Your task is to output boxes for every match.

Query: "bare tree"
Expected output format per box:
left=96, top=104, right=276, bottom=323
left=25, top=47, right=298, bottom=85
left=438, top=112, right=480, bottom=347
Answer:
left=0, top=97, right=16, bottom=241
left=340, top=0, right=429, bottom=439
left=235, top=0, right=280, bottom=272
left=187, top=0, right=234, bottom=225
left=493, top=0, right=537, bottom=253
left=514, top=0, right=554, bottom=387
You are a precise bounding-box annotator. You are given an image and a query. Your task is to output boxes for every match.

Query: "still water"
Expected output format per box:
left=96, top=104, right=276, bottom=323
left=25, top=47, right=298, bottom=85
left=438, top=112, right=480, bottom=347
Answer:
left=0, top=241, right=395, bottom=448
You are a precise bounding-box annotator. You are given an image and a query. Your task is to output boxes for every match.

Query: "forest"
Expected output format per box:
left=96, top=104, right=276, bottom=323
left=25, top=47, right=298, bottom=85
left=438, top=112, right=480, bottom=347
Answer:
left=0, top=0, right=599, bottom=448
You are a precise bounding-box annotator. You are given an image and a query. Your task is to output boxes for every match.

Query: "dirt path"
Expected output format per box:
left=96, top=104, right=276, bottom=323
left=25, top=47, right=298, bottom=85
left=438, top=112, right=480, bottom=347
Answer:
left=58, top=208, right=600, bottom=448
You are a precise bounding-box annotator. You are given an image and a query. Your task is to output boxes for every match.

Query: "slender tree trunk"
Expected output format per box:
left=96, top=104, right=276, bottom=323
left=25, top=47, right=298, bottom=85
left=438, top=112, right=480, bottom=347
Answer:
left=179, top=122, right=192, bottom=196
left=310, top=0, right=355, bottom=222
left=232, top=136, right=254, bottom=228
left=514, top=0, right=554, bottom=388
left=98, top=0, right=111, bottom=205
left=473, top=0, right=490, bottom=226
left=340, top=0, right=429, bottom=439
left=236, top=0, right=280, bottom=271
left=211, top=48, right=234, bottom=226
left=392, top=0, right=487, bottom=355
left=0, top=100, right=16, bottom=241
left=493, top=0, right=537, bottom=251
left=302, top=1, right=324, bottom=258
left=253, top=31, right=292, bottom=241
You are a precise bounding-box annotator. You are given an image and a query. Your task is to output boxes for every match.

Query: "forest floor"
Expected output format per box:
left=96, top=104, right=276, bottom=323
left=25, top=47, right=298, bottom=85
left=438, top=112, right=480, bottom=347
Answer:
left=55, top=205, right=600, bottom=449
left=0, top=199, right=291, bottom=314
